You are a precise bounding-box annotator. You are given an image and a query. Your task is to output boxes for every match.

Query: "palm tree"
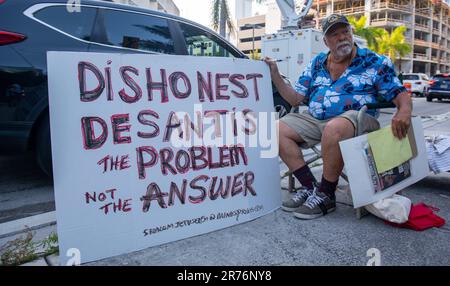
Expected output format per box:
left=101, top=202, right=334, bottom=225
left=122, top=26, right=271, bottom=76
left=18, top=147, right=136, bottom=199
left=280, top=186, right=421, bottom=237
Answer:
left=211, top=0, right=235, bottom=38
left=376, top=26, right=412, bottom=70
left=347, top=16, right=385, bottom=52
left=249, top=50, right=261, bottom=60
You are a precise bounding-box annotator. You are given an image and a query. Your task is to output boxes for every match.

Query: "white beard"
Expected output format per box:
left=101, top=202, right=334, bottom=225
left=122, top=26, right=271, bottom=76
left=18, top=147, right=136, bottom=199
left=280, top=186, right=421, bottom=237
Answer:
left=336, top=42, right=353, bottom=58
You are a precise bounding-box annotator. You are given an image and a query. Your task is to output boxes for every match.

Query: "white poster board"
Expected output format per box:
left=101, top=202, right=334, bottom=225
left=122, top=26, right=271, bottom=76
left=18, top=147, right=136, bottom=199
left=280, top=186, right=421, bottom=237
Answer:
left=339, top=117, right=429, bottom=208
left=47, top=52, right=281, bottom=265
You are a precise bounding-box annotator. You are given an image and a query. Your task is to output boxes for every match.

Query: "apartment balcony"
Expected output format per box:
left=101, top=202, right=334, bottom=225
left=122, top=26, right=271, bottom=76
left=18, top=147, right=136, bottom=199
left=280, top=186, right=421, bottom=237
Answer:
left=415, top=23, right=430, bottom=32
left=415, top=8, right=431, bottom=18
left=334, top=6, right=365, bottom=16
left=371, top=2, right=412, bottom=13
left=432, top=28, right=441, bottom=35
left=413, top=53, right=430, bottom=61
left=371, top=17, right=411, bottom=28
left=431, top=42, right=440, bottom=49
left=414, top=39, right=430, bottom=47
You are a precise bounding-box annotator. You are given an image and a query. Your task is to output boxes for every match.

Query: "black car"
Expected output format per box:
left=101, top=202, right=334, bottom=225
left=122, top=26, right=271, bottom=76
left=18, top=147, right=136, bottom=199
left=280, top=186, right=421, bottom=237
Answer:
left=0, top=0, right=290, bottom=176
left=426, top=73, right=450, bottom=102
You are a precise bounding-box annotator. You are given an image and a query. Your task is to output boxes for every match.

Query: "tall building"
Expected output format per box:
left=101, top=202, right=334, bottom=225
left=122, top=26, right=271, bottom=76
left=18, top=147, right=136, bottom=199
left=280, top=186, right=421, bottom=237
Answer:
left=235, top=0, right=253, bottom=20
left=112, top=0, right=180, bottom=16
left=237, top=14, right=266, bottom=56
left=311, top=0, right=450, bottom=75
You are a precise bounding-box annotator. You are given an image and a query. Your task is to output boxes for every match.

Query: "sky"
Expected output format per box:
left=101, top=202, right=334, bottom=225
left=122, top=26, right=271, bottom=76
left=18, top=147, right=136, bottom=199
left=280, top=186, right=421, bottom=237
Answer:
left=173, top=0, right=268, bottom=30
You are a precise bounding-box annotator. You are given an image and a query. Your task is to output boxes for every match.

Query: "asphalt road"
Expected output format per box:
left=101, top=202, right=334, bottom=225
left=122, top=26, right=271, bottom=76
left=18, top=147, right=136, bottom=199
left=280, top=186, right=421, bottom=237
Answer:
left=0, top=97, right=449, bottom=224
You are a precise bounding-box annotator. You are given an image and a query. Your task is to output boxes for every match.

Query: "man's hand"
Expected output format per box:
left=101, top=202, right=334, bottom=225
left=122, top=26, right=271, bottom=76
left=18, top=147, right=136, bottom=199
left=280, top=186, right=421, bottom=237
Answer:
left=391, top=91, right=412, bottom=139
left=391, top=110, right=411, bottom=139
left=263, top=57, right=280, bottom=76
left=262, top=57, right=305, bottom=108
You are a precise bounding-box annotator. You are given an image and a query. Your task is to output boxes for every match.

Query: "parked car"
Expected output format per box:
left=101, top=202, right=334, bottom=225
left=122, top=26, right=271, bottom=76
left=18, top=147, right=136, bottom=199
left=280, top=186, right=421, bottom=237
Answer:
left=0, top=0, right=290, bottom=176
left=402, top=73, right=429, bottom=97
left=426, top=73, right=450, bottom=102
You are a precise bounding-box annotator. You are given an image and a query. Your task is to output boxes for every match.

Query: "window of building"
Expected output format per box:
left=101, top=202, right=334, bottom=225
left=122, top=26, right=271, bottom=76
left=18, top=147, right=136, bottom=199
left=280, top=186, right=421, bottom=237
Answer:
left=239, top=23, right=265, bottom=31
left=240, top=36, right=262, bottom=43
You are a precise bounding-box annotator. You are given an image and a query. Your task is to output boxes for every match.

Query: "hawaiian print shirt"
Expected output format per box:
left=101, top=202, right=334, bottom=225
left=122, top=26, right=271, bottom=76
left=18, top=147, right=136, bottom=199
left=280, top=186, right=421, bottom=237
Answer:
left=295, top=45, right=406, bottom=120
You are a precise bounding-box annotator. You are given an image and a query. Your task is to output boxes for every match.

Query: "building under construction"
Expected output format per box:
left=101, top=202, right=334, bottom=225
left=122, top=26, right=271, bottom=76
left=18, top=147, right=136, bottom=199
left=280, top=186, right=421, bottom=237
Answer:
left=312, top=0, right=450, bottom=75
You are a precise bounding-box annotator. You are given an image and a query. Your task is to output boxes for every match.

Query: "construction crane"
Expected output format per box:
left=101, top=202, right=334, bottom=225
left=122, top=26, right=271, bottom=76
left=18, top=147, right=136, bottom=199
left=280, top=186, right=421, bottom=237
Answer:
left=276, top=0, right=314, bottom=30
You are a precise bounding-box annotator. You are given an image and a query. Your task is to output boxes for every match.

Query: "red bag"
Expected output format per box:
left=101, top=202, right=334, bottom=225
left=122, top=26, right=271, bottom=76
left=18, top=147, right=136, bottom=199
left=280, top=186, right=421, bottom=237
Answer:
left=385, top=203, right=446, bottom=231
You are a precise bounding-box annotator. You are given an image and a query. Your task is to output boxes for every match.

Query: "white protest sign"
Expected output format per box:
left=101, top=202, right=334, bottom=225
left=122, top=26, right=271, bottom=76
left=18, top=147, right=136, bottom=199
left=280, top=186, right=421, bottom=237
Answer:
left=47, top=52, right=281, bottom=265
left=339, top=117, right=429, bottom=208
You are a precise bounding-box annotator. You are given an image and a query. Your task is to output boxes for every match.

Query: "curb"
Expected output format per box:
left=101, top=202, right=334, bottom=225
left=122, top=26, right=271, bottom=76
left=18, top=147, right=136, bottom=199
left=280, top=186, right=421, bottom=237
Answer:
left=0, top=211, right=56, bottom=239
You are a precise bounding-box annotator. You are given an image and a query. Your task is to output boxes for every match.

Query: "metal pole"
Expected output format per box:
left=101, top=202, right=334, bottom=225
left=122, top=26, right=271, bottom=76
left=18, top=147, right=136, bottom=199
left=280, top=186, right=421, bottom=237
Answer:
left=252, top=25, right=255, bottom=58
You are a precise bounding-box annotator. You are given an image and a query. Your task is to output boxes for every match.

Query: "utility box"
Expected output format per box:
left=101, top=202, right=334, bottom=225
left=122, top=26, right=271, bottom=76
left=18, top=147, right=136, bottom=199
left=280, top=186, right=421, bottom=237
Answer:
left=262, top=28, right=367, bottom=84
left=262, top=29, right=325, bottom=84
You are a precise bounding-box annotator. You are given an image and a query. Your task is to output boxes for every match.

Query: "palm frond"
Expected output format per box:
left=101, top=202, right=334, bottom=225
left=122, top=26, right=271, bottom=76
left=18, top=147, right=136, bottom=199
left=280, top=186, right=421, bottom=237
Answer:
left=211, top=0, right=221, bottom=31
left=222, top=0, right=235, bottom=35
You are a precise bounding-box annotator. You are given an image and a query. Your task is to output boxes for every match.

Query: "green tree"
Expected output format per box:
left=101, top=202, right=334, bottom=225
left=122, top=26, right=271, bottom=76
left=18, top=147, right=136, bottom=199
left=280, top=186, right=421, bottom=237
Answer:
left=377, top=26, right=412, bottom=70
left=347, top=16, right=385, bottom=52
left=211, top=0, right=235, bottom=37
left=249, top=50, right=261, bottom=60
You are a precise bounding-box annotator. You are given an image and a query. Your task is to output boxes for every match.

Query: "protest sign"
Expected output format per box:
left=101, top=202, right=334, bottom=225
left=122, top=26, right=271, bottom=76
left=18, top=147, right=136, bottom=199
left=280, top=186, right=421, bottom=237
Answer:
left=339, top=117, right=429, bottom=208
left=47, top=52, right=281, bottom=265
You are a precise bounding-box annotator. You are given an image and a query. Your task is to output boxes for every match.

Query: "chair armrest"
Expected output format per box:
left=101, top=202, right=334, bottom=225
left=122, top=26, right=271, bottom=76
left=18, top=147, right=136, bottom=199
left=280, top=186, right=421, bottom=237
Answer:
left=364, top=102, right=396, bottom=110
left=355, top=102, right=395, bottom=135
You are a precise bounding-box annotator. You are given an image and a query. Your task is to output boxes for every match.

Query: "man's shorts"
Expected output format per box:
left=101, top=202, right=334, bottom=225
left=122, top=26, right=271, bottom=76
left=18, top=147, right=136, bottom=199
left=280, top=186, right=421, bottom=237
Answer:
left=280, top=110, right=380, bottom=149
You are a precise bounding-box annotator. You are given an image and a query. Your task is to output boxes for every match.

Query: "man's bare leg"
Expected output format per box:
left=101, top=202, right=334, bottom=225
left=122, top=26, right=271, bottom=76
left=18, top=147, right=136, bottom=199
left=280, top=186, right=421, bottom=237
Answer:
left=278, top=121, right=306, bottom=170
left=319, top=118, right=355, bottom=196
left=278, top=121, right=317, bottom=190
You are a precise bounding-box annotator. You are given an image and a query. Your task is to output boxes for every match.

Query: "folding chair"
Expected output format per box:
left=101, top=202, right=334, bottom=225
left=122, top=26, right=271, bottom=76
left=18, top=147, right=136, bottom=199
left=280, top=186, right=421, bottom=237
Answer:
left=280, top=101, right=396, bottom=219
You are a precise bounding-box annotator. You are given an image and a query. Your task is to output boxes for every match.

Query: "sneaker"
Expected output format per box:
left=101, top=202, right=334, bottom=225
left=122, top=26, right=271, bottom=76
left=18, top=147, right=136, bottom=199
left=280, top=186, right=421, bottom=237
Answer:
left=293, top=190, right=336, bottom=219
left=281, top=187, right=313, bottom=212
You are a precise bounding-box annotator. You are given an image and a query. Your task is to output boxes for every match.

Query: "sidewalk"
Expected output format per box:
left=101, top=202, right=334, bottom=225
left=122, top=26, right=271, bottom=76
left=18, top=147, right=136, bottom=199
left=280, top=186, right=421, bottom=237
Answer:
left=85, top=169, right=450, bottom=266
left=2, top=115, right=450, bottom=266
left=3, top=167, right=449, bottom=266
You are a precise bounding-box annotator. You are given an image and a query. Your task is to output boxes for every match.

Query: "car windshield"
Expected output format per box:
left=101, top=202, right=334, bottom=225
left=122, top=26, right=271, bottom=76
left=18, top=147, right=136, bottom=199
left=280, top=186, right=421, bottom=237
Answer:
left=403, top=75, right=419, bottom=80
left=433, top=75, right=450, bottom=80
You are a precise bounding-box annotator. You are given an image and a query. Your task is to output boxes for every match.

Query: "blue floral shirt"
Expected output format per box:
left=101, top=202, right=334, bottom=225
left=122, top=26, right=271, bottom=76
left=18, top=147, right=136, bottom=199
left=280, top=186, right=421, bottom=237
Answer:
left=295, top=46, right=406, bottom=120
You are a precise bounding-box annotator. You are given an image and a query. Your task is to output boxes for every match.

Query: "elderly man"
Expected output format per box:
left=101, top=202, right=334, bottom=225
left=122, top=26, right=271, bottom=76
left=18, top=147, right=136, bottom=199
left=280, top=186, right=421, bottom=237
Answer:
left=264, top=14, right=412, bottom=219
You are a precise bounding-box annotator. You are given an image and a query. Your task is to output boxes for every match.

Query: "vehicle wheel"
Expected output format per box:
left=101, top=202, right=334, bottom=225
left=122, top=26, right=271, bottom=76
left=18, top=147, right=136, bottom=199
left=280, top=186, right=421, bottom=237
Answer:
left=426, top=96, right=432, bottom=102
left=438, top=98, right=443, bottom=102
left=36, top=113, right=53, bottom=177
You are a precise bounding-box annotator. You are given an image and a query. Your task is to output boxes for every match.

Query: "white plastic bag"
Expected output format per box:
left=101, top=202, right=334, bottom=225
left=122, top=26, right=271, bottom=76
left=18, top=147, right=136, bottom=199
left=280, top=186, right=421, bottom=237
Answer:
left=364, top=194, right=411, bottom=224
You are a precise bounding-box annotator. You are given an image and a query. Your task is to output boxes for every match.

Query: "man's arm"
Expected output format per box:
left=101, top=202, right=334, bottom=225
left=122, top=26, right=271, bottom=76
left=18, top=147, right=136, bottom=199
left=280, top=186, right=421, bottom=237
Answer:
left=263, top=57, right=305, bottom=107
left=391, top=91, right=412, bottom=139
